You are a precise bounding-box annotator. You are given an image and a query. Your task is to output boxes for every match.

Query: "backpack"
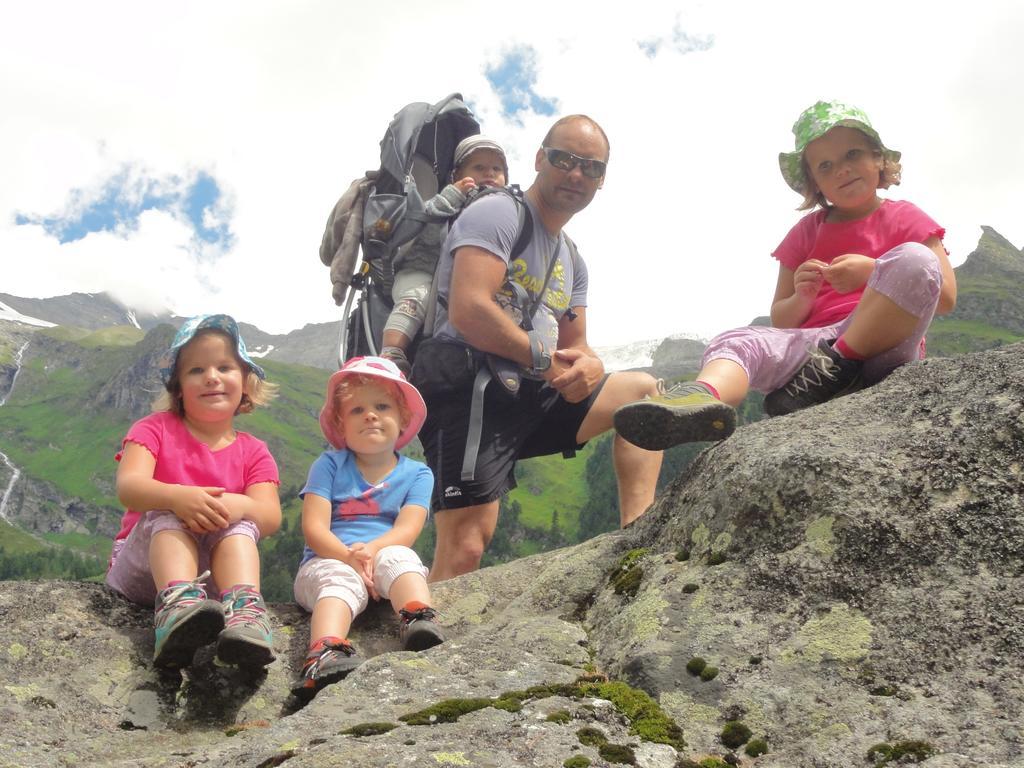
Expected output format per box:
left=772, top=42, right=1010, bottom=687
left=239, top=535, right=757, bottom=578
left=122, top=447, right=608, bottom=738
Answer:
left=361, top=93, right=480, bottom=293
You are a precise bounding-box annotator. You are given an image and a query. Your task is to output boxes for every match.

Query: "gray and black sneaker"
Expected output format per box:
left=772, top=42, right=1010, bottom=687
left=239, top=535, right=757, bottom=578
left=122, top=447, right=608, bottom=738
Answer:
left=216, top=585, right=276, bottom=668
left=291, top=638, right=363, bottom=700
left=613, top=381, right=736, bottom=451
left=399, top=604, right=445, bottom=652
left=763, top=339, right=863, bottom=417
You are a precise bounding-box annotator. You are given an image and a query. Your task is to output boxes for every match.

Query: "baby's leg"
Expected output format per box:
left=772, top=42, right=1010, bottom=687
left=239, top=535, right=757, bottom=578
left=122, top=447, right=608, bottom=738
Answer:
left=373, top=545, right=443, bottom=651
left=836, top=243, right=941, bottom=384
left=382, top=268, right=433, bottom=360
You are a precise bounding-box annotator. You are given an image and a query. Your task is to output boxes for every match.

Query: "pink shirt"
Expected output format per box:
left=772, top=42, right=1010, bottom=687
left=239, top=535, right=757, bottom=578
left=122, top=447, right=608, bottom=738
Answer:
left=113, top=411, right=279, bottom=541
left=772, top=199, right=944, bottom=329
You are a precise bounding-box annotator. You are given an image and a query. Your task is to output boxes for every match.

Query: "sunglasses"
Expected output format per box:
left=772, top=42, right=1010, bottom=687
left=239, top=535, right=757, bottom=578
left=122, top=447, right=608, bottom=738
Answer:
left=541, top=147, right=607, bottom=179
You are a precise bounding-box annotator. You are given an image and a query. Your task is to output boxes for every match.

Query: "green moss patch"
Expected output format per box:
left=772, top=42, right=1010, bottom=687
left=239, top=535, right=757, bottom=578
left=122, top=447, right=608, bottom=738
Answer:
left=597, top=743, right=636, bottom=764
left=576, top=726, right=608, bottom=747
left=340, top=722, right=399, bottom=737
left=610, top=548, right=648, bottom=597
left=867, top=740, right=936, bottom=766
left=745, top=737, right=768, bottom=757
left=699, top=666, right=719, bottom=681
left=682, top=583, right=700, bottom=594
left=720, top=720, right=752, bottom=748
left=686, top=657, right=707, bottom=676
left=563, top=757, right=591, bottom=768
left=547, top=710, right=572, bottom=724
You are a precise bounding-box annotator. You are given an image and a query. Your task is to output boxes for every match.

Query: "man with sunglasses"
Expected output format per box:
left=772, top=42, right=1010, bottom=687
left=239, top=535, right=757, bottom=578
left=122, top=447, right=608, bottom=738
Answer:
left=416, top=115, right=663, bottom=581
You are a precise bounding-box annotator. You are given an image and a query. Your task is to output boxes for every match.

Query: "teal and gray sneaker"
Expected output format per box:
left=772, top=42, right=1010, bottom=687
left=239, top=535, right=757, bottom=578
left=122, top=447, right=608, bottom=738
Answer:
left=613, top=381, right=736, bottom=451
left=215, top=584, right=276, bottom=668
left=153, top=570, right=224, bottom=668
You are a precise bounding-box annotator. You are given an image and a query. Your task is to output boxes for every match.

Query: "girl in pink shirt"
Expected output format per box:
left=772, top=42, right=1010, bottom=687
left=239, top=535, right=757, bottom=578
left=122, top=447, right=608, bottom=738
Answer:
left=615, top=100, right=957, bottom=450
left=106, top=314, right=282, bottom=669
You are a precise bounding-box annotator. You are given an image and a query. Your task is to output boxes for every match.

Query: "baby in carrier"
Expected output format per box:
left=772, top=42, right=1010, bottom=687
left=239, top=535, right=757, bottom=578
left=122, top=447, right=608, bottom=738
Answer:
left=380, top=135, right=508, bottom=374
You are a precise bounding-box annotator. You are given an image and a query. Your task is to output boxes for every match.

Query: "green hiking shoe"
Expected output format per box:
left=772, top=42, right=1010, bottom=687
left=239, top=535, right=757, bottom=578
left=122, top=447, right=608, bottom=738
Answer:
left=291, top=638, right=363, bottom=700
left=613, top=382, right=736, bottom=450
left=153, top=571, right=224, bottom=668
left=215, top=585, right=276, bottom=668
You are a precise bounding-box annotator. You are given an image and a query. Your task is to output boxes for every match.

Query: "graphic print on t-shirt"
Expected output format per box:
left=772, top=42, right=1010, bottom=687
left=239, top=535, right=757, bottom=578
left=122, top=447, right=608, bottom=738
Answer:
left=336, top=485, right=384, bottom=519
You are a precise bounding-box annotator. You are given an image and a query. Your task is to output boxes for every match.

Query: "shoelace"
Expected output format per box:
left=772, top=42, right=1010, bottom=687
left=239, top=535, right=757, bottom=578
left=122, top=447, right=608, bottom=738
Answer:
left=399, top=606, right=439, bottom=625
left=157, top=569, right=211, bottom=609
left=654, top=379, right=709, bottom=398
left=784, top=346, right=840, bottom=396
left=223, top=588, right=266, bottom=627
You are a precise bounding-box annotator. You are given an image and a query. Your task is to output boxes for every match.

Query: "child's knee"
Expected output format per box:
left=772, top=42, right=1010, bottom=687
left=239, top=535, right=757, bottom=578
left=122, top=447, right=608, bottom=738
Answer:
left=873, top=242, right=940, bottom=283
left=373, top=545, right=428, bottom=596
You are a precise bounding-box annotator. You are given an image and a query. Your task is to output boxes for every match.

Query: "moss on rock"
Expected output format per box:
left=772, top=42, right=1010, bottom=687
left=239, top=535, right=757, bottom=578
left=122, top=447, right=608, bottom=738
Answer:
left=720, top=720, right=752, bottom=749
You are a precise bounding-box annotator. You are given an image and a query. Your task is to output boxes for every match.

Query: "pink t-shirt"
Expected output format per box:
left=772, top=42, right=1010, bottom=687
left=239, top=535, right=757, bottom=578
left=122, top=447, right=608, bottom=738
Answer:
left=772, top=199, right=945, bottom=328
left=113, top=410, right=279, bottom=541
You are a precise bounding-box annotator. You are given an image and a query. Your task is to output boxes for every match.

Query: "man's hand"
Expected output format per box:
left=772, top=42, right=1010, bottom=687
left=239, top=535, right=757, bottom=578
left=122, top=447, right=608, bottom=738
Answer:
left=823, top=253, right=874, bottom=294
left=547, top=348, right=604, bottom=403
left=173, top=486, right=230, bottom=533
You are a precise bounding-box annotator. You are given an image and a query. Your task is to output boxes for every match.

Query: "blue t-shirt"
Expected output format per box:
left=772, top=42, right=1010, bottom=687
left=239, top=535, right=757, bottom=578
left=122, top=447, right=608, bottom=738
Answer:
left=299, top=450, right=433, bottom=565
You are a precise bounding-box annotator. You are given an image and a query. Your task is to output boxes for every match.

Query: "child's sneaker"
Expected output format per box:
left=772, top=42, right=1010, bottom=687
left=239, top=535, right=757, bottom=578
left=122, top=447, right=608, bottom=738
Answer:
left=763, top=339, right=863, bottom=417
left=215, top=584, right=276, bottom=668
left=153, top=571, right=224, bottom=668
left=380, top=346, right=412, bottom=377
left=399, top=602, right=445, bottom=651
left=291, top=637, right=363, bottom=700
left=613, top=381, right=736, bottom=450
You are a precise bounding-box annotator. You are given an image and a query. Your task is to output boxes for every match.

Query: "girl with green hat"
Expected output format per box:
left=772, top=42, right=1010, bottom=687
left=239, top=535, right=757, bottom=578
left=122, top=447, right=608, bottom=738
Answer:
left=614, top=100, right=958, bottom=450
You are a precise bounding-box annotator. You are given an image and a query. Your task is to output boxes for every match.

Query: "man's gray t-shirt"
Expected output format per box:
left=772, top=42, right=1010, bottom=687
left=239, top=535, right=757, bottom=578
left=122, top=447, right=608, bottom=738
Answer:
left=432, top=192, right=588, bottom=367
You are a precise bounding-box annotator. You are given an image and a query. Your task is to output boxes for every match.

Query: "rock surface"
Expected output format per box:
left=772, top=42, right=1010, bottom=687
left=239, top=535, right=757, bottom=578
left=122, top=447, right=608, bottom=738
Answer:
left=2, top=343, right=1024, bottom=767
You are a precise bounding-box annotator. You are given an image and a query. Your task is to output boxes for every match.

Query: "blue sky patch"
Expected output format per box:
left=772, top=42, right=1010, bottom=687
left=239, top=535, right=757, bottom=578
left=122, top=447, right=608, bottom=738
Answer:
left=15, top=167, right=232, bottom=247
left=639, top=24, right=715, bottom=58
left=485, top=46, right=558, bottom=123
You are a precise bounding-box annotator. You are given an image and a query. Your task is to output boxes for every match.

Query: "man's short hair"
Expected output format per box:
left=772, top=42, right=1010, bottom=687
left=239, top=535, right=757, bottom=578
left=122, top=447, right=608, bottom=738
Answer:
left=541, top=115, right=610, bottom=162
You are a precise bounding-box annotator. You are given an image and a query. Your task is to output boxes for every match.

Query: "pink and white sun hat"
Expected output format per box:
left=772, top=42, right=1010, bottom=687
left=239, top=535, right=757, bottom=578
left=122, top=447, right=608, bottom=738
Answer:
left=319, top=356, right=427, bottom=451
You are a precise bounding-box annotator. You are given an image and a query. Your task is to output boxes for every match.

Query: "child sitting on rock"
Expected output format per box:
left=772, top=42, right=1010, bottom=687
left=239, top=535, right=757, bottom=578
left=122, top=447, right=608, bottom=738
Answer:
left=292, top=356, right=443, bottom=700
left=106, top=314, right=281, bottom=669
left=614, top=100, right=957, bottom=450
left=380, top=135, right=509, bottom=375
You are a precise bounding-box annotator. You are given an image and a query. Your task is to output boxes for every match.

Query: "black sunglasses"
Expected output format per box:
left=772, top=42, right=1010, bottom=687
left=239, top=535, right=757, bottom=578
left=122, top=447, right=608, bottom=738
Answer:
left=541, top=147, right=607, bottom=179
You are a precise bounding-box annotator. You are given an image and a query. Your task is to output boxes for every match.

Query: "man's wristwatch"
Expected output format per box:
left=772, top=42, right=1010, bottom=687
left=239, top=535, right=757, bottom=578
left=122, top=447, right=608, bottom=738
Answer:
left=526, top=330, right=551, bottom=374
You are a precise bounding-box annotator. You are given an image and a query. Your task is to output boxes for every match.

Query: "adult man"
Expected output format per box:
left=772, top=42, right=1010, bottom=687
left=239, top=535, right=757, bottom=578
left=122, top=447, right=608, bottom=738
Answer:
left=414, top=115, right=662, bottom=582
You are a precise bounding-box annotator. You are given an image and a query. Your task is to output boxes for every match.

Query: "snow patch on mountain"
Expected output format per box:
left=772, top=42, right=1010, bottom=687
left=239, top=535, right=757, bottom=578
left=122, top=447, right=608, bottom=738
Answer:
left=0, top=301, right=56, bottom=328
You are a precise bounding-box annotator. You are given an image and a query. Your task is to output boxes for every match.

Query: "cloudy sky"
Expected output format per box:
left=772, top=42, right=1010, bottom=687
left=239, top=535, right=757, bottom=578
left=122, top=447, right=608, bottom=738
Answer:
left=2, top=1, right=1021, bottom=346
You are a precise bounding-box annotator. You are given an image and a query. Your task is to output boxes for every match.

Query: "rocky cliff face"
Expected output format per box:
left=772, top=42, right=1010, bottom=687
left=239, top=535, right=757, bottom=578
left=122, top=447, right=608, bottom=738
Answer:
left=3, top=342, right=1022, bottom=767
left=949, top=226, right=1024, bottom=334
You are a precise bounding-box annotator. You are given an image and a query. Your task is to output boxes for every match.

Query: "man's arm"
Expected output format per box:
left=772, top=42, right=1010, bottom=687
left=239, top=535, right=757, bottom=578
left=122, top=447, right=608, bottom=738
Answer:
left=447, top=245, right=536, bottom=368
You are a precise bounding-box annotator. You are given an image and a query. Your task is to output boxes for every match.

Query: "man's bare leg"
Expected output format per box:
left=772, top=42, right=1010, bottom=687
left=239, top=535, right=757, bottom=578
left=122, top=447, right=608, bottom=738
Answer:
left=577, top=371, right=663, bottom=526
left=429, top=501, right=499, bottom=582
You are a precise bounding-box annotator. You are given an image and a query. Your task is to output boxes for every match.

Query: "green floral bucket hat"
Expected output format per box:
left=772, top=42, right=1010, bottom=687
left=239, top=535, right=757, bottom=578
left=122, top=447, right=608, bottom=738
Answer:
left=779, top=100, right=901, bottom=196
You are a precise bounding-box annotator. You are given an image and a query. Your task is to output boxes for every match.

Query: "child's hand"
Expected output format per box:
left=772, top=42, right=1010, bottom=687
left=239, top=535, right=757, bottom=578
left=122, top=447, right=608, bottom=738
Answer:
left=453, top=177, right=477, bottom=195
left=173, top=486, right=229, bottom=533
left=346, top=542, right=379, bottom=599
left=793, top=259, right=827, bottom=299
left=823, top=254, right=874, bottom=294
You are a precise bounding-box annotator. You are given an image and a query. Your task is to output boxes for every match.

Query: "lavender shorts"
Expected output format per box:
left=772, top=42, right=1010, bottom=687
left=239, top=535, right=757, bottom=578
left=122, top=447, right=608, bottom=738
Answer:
left=293, top=545, right=429, bottom=618
left=703, top=242, right=942, bottom=392
left=105, top=510, right=260, bottom=607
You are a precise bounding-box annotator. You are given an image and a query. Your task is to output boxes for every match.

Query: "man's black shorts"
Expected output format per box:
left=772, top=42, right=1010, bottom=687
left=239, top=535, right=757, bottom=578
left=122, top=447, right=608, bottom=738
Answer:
left=419, top=376, right=607, bottom=510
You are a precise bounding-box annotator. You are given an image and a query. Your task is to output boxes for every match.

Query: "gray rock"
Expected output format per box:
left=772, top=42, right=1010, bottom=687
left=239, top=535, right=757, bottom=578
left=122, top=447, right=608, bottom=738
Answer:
left=3, top=343, right=1024, bottom=767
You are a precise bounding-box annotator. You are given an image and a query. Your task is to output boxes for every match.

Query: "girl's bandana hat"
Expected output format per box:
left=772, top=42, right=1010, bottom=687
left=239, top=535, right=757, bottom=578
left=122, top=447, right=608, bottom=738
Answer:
left=158, top=314, right=265, bottom=386
left=319, top=356, right=427, bottom=451
left=779, top=100, right=902, bottom=196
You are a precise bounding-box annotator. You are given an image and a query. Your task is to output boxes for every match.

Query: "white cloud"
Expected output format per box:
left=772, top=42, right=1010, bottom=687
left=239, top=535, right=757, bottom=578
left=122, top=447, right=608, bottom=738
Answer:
left=2, top=0, right=1022, bottom=343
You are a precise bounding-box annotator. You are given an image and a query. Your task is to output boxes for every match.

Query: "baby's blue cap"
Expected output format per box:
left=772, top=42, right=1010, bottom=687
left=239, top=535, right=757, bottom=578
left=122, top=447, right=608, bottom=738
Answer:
left=158, top=314, right=265, bottom=385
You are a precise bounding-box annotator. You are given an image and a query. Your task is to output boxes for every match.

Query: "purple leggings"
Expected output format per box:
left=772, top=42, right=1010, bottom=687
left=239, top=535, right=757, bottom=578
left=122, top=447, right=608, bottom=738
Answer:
left=105, top=510, right=260, bottom=607
left=703, top=242, right=942, bottom=393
